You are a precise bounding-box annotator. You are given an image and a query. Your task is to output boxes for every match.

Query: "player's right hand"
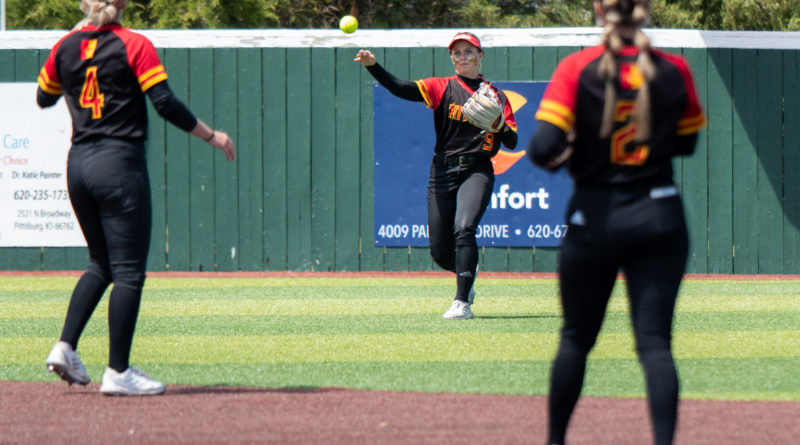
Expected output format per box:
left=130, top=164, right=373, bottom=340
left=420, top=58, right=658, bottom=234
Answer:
left=354, top=50, right=376, bottom=67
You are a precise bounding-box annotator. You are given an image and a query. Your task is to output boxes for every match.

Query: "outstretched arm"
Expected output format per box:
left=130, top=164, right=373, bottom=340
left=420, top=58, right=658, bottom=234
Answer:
left=354, top=49, right=424, bottom=102
left=147, top=81, right=235, bottom=161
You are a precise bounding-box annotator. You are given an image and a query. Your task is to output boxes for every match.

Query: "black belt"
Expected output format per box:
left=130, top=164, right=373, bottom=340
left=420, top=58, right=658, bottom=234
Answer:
left=434, top=154, right=485, bottom=167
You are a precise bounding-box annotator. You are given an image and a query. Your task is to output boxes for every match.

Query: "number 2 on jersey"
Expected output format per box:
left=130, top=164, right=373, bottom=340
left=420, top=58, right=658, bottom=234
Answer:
left=610, top=100, right=649, bottom=165
left=80, top=66, right=105, bottom=119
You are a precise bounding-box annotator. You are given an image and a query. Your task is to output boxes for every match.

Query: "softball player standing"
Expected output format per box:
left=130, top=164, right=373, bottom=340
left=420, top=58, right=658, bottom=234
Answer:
left=38, top=0, right=235, bottom=395
left=528, top=0, right=705, bottom=443
left=354, top=33, right=518, bottom=319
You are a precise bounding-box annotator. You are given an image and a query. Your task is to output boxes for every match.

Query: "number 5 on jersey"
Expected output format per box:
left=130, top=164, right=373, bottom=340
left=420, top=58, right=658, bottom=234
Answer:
left=80, top=66, right=105, bottom=119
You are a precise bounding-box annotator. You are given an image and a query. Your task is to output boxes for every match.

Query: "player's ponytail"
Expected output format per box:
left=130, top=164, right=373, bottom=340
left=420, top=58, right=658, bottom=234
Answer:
left=81, top=0, right=126, bottom=26
left=597, top=0, right=654, bottom=142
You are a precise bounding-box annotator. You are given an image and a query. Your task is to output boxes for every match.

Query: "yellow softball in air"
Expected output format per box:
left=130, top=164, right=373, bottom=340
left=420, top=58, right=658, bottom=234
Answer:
left=339, top=15, right=358, bottom=34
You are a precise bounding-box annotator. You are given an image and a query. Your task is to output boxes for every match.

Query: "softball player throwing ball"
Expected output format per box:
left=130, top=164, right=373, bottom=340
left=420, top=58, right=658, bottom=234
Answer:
left=355, top=33, right=518, bottom=320
left=38, top=0, right=235, bottom=396
left=528, top=0, right=705, bottom=443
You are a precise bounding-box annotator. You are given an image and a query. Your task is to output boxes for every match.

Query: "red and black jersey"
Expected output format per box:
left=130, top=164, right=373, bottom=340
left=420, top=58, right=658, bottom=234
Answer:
left=416, top=75, right=517, bottom=158
left=38, top=23, right=167, bottom=143
left=535, top=44, right=705, bottom=186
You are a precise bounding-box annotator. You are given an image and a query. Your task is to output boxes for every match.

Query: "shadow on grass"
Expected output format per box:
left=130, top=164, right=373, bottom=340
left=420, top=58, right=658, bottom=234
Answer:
left=48, top=383, right=344, bottom=397
left=164, top=385, right=340, bottom=396
left=477, top=314, right=559, bottom=320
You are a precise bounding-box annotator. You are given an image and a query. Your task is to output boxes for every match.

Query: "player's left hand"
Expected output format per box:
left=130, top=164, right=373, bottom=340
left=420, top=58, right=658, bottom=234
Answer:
left=208, top=131, right=236, bottom=161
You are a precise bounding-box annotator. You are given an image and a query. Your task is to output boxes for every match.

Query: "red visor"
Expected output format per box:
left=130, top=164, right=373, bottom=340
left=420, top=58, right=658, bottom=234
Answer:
left=448, top=32, right=482, bottom=52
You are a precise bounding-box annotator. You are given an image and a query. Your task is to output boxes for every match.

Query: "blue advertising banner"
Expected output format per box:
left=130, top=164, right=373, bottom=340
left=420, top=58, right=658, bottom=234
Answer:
left=373, top=81, right=573, bottom=247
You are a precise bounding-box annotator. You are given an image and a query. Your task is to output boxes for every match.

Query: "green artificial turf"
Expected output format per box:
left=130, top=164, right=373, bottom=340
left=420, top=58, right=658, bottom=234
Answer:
left=1, top=276, right=798, bottom=400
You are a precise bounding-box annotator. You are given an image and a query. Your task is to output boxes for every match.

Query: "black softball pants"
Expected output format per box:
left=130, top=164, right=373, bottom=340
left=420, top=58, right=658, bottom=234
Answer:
left=59, top=138, right=151, bottom=372
left=427, top=155, right=494, bottom=302
left=548, top=187, right=688, bottom=445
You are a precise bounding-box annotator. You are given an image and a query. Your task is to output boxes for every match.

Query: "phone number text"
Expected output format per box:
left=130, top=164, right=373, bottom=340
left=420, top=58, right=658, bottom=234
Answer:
left=12, top=189, right=69, bottom=201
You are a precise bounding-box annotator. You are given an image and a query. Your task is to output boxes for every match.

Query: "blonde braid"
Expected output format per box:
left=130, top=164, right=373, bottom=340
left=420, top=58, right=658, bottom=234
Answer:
left=598, top=0, right=623, bottom=138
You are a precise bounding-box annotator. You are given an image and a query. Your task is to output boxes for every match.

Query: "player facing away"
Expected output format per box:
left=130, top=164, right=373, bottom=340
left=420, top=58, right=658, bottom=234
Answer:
left=354, top=33, right=518, bottom=319
left=528, top=0, right=705, bottom=443
left=38, top=0, right=235, bottom=396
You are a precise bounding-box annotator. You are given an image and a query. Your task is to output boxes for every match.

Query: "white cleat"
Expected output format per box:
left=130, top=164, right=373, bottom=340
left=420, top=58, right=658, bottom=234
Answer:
left=100, top=367, right=166, bottom=396
left=46, top=341, right=90, bottom=386
left=443, top=300, right=474, bottom=319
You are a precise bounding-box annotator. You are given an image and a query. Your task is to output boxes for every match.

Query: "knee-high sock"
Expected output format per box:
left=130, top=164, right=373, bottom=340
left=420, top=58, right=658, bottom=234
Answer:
left=107, top=285, right=142, bottom=372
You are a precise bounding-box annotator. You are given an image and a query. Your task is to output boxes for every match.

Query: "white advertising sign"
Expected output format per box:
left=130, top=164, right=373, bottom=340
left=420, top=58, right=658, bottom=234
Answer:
left=0, top=83, right=85, bottom=247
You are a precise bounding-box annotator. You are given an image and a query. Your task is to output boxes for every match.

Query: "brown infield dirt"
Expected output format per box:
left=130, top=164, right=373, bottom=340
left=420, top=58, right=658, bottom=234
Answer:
left=1, top=381, right=798, bottom=444
left=2, top=271, right=798, bottom=444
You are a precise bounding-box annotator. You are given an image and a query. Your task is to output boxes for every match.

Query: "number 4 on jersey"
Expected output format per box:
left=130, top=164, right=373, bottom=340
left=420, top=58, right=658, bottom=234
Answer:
left=80, top=66, right=105, bottom=119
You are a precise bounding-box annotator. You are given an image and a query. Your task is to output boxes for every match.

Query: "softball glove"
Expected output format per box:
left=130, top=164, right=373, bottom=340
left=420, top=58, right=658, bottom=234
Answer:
left=463, top=81, right=505, bottom=133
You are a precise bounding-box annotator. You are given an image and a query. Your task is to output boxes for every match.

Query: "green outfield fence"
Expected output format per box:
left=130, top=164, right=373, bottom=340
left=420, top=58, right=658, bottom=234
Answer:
left=1, top=28, right=799, bottom=274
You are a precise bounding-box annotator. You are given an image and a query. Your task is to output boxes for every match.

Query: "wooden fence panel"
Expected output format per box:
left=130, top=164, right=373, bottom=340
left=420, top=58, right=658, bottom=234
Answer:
left=755, top=50, right=784, bottom=273
left=262, top=47, right=289, bottom=270
left=187, top=49, right=216, bottom=271
left=286, top=48, right=313, bottom=271
left=213, top=48, right=240, bottom=271
left=237, top=48, right=265, bottom=271
left=731, top=49, right=759, bottom=274
left=164, top=48, right=192, bottom=270
left=706, top=48, right=734, bottom=273
left=309, top=48, right=337, bottom=271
